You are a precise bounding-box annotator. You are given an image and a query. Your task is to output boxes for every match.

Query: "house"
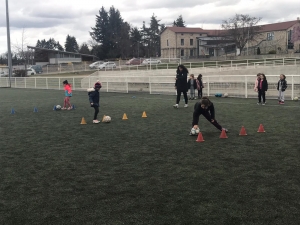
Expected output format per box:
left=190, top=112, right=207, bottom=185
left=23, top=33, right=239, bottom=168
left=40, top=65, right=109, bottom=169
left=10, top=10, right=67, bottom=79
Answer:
left=27, top=46, right=98, bottom=65
left=160, top=18, right=300, bottom=58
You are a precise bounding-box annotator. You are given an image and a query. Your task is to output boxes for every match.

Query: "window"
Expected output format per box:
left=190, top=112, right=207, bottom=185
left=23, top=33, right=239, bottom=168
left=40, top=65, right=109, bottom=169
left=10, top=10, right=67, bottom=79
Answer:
left=190, top=39, right=194, bottom=46
left=167, top=40, right=169, bottom=46
left=181, top=39, right=184, bottom=46
left=190, top=49, right=194, bottom=56
left=181, top=49, right=184, bottom=56
left=288, top=30, right=293, bottom=41
left=267, top=32, right=274, bottom=41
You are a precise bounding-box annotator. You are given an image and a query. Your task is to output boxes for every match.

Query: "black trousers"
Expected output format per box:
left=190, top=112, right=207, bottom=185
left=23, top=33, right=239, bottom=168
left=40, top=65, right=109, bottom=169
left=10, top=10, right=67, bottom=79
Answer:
left=258, top=90, right=266, bottom=103
left=198, top=89, right=203, bottom=98
left=193, top=111, right=223, bottom=131
left=93, top=106, right=99, bottom=120
left=176, top=90, right=188, bottom=104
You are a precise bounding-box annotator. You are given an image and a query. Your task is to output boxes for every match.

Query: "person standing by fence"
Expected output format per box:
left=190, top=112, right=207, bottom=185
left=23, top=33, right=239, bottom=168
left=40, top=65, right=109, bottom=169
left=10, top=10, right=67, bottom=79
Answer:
left=257, top=74, right=268, bottom=105
left=196, top=74, right=204, bottom=99
left=174, top=65, right=189, bottom=108
left=187, top=74, right=197, bottom=100
left=277, top=74, right=287, bottom=104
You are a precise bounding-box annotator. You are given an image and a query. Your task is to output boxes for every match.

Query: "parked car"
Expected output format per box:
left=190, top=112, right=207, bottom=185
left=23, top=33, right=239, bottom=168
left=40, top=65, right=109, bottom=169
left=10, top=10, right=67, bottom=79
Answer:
left=29, top=65, right=43, bottom=73
left=142, top=59, right=161, bottom=65
left=96, top=62, right=117, bottom=69
left=27, top=68, right=36, bottom=76
left=89, top=61, right=104, bottom=69
left=125, top=58, right=143, bottom=65
left=0, top=71, right=8, bottom=77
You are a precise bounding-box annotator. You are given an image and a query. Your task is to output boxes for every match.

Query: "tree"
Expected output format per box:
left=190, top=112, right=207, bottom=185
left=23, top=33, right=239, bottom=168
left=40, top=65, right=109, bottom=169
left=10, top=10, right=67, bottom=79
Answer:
left=173, top=15, right=185, bottom=27
left=65, top=35, right=79, bottom=52
left=79, top=43, right=91, bottom=54
left=221, top=14, right=262, bottom=55
left=12, top=28, right=33, bottom=67
left=130, top=27, right=142, bottom=57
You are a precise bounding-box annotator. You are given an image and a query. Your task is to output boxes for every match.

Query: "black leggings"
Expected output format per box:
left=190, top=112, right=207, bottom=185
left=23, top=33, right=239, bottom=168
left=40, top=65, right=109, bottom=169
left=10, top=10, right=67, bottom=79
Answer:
left=93, top=106, right=99, bottom=120
left=198, top=89, right=203, bottom=98
left=176, top=90, right=188, bottom=104
left=258, top=90, right=266, bottom=103
left=193, top=111, right=223, bottom=131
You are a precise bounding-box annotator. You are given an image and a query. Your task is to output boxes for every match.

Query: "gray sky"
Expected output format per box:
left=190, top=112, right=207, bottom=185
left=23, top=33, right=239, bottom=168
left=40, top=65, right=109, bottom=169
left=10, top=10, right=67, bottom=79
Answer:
left=0, top=0, right=299, bottom=54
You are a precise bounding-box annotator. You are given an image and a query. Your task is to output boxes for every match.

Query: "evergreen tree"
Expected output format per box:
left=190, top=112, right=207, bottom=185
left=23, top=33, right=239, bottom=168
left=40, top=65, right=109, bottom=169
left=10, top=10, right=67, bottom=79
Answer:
left=130, top=27, right=142, bottom=57
left=79, top=43, right=91, bottom=54
left=65, top=35, right=79, bottom=52
left=173, top=15, right=185, bottom=27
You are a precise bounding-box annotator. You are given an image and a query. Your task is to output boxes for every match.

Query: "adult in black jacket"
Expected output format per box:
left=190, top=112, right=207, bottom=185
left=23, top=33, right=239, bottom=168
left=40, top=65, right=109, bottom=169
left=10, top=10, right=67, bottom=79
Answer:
left=173, top=65, right=188, bottom=108
left=257, top=73, right=268, bottom=105
left=191, top=97, right=228, bottom=135
left=88, top=81, right=102, bottom=123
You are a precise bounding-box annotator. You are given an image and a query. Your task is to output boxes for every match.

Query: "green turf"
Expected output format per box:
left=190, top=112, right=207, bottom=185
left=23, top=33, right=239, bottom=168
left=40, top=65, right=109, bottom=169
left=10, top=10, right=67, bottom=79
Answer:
left=1, top=88, right=300, bottom=225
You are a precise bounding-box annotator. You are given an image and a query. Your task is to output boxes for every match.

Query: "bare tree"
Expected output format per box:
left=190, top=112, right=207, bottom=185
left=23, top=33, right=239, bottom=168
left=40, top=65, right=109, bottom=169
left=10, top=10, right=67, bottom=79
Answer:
left=12, top=28, right=33, bottom=68
left=221, top=14, right=262, bottom=55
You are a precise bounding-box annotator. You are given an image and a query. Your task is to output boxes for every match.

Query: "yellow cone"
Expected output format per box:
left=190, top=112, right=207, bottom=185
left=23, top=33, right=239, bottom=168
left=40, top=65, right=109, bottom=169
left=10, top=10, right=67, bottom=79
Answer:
left=122, top=113, right=128, bottom=120
left=142, top=111, right=147, bottom=118
left=80, top=117, right=87, bottom=124
left=102, top=115, right=106, bottom=122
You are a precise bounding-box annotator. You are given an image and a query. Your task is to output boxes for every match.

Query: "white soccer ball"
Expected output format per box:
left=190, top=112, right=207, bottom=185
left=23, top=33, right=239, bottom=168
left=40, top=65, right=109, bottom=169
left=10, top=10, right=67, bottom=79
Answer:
left=103, top=116, right=111, bottom=123
left=56, top=105, right=61, bottom=110
left=191, top=128, right=196, bottom=135
left=293, top=97, right=298, bottom=101
left=224, top=93, right=229, bottom=98
left=195, top=128, right=200, bottom=134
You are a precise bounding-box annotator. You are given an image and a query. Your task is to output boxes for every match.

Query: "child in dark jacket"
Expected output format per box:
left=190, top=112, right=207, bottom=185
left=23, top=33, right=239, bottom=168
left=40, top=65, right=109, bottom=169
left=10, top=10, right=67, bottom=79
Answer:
left=277, top=74, right=287, bottom=104
left=196, top=74, right=204, bottom=99
left=88, top=81, right=102, bottom=124
left=257, top=73, right=268, bottom=105
left=187, top=74, right=197, bottom=100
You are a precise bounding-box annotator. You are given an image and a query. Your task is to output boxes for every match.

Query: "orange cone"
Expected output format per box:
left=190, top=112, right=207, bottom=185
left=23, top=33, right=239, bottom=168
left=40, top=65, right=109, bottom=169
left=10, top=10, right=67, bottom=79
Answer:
left=142, top=111, right=147, bottom=118
left=196, top=132, right=205, bottom=142
left=220, top=129, right=228, bottom=139
left=257, top=124, right=265, bottom=133
left=80, top=117, right=87, bottom=124
left=122, top=113, right=128, bottom=120
left=239, top=126, right=247, bottom=136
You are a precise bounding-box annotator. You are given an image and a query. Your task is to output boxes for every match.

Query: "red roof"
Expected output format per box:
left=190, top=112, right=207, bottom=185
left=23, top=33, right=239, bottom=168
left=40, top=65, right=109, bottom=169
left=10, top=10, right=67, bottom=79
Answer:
left=166, top=27, right=204, bottom=33
left=258, top=20, right=299, bottom=32
left=165, top=20, right=300, bottom=35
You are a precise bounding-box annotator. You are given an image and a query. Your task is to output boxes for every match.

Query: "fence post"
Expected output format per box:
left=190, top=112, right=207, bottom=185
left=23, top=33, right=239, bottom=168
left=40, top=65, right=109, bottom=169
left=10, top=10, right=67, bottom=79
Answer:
left=264, top=58, right=266, bottom=67
left=283, top=58, right=285, bottom=66
left=245, top=76, right=248, bottom=98
left=207, top=77, right=210, bottom=96
left=73, top=77, right=75, bottom=90
left=89, top=77, right=91, bottom=88
left=46, top=78, right=48, bottom=89
left=47, top=65, right=48, bottom=74
left=216, top=61, right=217, bottom=68
left=107, top=82, right=108, bottom=92
left=25, top=78, right=26, bottom=88
left=291, top=75, right=294, bottom=100
left=149, top=77, right=151, bottom=94
left=203, top=61, right=204, bottom=68
left=247, top=60, right=249, bottom=68
left=231, top=60, right=232, bottom=68
left=15, top=78, right=16, bottom=87
left=126, top=77, right=128, bottom=93
left=295, top=59, right=297, bottom=66
left=167, top=63, right=168, bottom=70
left=59, top=78, right=61, bottom=90
left=35, top=78, right=36, bottom=89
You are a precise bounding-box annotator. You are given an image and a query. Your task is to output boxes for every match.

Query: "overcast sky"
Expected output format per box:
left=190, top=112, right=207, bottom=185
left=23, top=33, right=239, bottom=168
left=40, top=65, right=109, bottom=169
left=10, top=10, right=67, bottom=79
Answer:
left=0, top=0, right=299, bottom=54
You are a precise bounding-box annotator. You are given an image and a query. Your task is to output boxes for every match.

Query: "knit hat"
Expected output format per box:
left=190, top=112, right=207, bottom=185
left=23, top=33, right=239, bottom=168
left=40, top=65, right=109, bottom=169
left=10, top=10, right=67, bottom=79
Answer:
left=94, top=80, right=102, bottom=89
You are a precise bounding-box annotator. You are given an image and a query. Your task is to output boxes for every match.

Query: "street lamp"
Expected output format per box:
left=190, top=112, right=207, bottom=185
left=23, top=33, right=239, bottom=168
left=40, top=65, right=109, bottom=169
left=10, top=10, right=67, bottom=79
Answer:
left=6, top=0, right=12, bottom=87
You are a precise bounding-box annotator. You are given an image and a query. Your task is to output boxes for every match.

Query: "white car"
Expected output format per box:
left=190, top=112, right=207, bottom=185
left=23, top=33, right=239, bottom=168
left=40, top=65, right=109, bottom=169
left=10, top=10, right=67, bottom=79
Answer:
left=89, top=61, right=104, bottom=69
left=142, top=59, right=161, bottom=65
left=27, top=68, right=36, bottom=76
left=97, top=62, right=117, bottom=69
left=0, top=71, right=8, bottom=77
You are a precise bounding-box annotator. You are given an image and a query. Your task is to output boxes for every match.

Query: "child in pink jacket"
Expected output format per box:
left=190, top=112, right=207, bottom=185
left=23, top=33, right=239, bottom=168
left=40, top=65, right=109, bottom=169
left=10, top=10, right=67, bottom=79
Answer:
left=254, top=73, right=261, bottom=92
left=62, top=80, right=73, bottom=110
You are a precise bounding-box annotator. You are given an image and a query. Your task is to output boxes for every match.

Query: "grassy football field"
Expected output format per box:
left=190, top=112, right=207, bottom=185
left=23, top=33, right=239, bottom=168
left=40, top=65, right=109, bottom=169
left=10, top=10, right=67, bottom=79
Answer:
left=0, top=88, right=300, bottom=225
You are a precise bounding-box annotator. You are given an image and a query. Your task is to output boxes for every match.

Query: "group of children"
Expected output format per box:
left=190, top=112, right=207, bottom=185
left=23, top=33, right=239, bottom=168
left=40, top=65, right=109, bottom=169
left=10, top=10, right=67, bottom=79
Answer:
left=60, top=67, right=288, bottom=126
left=254, top=73, right=287, bottom=105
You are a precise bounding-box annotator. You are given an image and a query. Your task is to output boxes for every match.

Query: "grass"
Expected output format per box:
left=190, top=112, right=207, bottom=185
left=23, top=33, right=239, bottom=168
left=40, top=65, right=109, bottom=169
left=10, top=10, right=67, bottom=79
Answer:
left=1, top=88, right=300, bottom=225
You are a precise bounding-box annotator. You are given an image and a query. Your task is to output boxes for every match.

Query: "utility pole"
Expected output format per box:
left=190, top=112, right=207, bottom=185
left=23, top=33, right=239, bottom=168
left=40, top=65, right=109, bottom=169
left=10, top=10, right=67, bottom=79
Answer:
left=6, top=0, right=12, bottom=87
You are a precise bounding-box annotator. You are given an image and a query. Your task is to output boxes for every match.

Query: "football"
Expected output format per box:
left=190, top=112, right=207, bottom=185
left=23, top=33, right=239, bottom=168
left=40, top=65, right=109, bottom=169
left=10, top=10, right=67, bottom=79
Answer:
left=56, top=105, right=61, bottom=110
left=224, top=93, right=229, bottom=98
left=293, top=97, right=299, bottom=101
left=103, top=116, right=111, bottom=123
left=190, top=127, right=200, bottom=136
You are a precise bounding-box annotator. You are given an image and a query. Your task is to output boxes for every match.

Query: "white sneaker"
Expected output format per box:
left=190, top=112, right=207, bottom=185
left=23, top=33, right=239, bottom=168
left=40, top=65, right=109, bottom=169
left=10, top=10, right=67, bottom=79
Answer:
left=184, top=104, right=188, bottom=108
left=93, top=120, right=100, bottom=124
left=173, top=104, right=179, bottom=108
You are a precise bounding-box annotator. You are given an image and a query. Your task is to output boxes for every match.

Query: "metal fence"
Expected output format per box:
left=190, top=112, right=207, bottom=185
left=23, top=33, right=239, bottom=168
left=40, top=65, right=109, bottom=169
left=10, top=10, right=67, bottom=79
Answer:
left=1, top=75, right=300, bottom=100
